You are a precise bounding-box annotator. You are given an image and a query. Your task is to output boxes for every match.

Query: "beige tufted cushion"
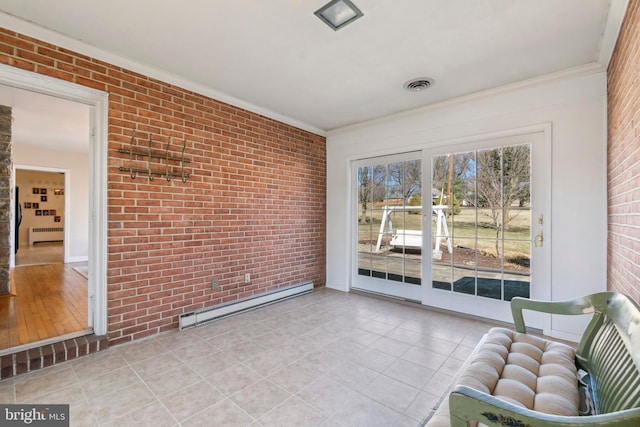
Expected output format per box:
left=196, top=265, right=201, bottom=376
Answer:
left=425, top=328, right=579, bottom=427
left=458, top=328, right=579, bottom=415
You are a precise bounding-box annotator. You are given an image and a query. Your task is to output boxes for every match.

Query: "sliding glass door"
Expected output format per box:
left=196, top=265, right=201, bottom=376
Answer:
left=352, top=152, right=423, bottom=301
left=350, top=131, right=550, bottom=326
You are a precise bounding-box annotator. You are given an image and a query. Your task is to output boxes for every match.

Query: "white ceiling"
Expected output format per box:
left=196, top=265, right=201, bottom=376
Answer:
left=0, top=0, right=628, bottom=143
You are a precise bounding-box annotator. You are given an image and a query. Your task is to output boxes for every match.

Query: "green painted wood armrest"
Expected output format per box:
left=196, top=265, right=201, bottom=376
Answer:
left=449, top=384, right=640, bottom=427
left=510, top=293, right=614, bottom=333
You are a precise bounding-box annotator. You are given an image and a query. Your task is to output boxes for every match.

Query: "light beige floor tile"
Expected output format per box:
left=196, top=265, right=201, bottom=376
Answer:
left=268, top=362, right=322, bottom=394
left=352, top=347, right=397, bottom=372
left=449, top=343, right=476, bottom=361
left=427, top=326, right=466, bottom=344
left=185, top=350, right=238, bottom=378
left=118, top=338, right=169, bottom=364
left=69, top=401, right=100, bottom=427
left=320, top=418, right=348, bottom=427
left=297, top=350, right=348, bottom=375
left=207, top=363, right=264, bottom=396
left=206, top=330, right=252, bottom=350
left=393, top=413, right=422, bottom=427
left=161, top=380, right=225, bottom=422
left=10, top=361, right=73, bottom=385
left=363, top=374, right=421, bottom=413
left=384, top=358, right=435, bottom=389
left=16, top=382, right=85, bottom=405
left=329, top=360, right=378, bottom=391
left=170, top=339, right=222, bottom=362
left=80, top=365, right=140, bottom=400
left=423, top=372, right=455, bottom=396
left=72, top=348, right=127, bottom=381
left=370, top=336, right=412, bottom=357
left=230, top=379, right=292, bottom=419
left=401, top=346, right=447, bottom=370
left=298, top=329, right=339, bottom=348
left=250, top=331, right=288, bottom=348
left=1, top=289, right=504, bottom=427
left=130, top=352, right=185, bottom=380
left=225, top=340, right=269, bottom=363
left=331, top=392, right=401, bottom=427
left=322, top=338, right=366, bottom=358
left=404, top=390, right=441, bottom=422
left=272, top=338, right=320, bottom=361
left=14, top=366, right=79, bottom=402
left=143, top=363, right=202, bottom=397
left=102, top=400, right=177, bottom=427
left=89, top=382, right=157, bottom=423
left=244, top=349, right=290, bottom=376
left=438, top=356, right=467, bottom=377
left=413, top=335, right=458, bottom=356
left=297, top=376, right=359, bottom=416
left=271, top=320, right=314, bottom=337
left=344, top=328, right=382, bottom=346
left=357, top=319, right=397, bottom=336
left=155, top=329, right=206, bottom=351
left=0, top=382, right=15, bottom=402
left=182, top=398, right=255, bottom=427
left=258, top=396, right=327, bottom=427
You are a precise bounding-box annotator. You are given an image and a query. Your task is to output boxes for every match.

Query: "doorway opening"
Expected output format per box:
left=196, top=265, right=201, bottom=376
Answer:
left=0, top=64, right=108, bottom=351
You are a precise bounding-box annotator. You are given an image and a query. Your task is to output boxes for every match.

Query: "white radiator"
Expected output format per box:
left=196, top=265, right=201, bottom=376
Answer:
left=29, top=227, right=64, bottom=245
left=179, top=281, right=314, bottom=330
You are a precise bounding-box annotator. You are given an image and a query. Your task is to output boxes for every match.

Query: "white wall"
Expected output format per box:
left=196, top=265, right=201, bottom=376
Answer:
left=326, top=69, right=608, bottom=339
left=16, top=169, right=66, bottom=246
left=14, top=145, right=89, bottom=261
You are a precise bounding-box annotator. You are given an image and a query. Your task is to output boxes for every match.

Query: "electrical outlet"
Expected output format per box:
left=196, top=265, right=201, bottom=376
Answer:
left=211, top=279, right=219, bottom=290
left=244, top=273, right=251, bottom=283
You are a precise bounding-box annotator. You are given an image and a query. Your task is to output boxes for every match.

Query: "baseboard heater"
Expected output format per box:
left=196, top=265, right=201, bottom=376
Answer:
left=179, top=281, right=314, bottom=330
left=29, top=227, right=64, bottom=246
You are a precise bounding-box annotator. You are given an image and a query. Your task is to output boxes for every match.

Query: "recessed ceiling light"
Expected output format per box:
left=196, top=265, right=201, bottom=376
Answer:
left=404, top=78, right=435, bottom=92
left=314, top=0, right=364, bottom=31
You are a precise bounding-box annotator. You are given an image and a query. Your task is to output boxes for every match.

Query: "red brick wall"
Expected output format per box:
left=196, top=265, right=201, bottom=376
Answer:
left=0, top=29, right=326, bottom=345
left=607, top=0, right=640, bottom=301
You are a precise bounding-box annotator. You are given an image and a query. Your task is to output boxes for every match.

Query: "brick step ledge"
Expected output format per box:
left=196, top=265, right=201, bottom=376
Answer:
left=0, top=333, right=108, bottom=380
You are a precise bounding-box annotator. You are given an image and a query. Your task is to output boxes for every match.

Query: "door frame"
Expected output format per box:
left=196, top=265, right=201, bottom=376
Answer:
left=0, top=63, right=108, bottom=335
left=421, top=124, right=552, bottom=330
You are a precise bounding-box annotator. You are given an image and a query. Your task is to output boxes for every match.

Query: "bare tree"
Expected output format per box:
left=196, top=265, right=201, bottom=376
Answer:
left=357, top=165, right=387, bottom=223
left=387, top=160, right=421, bottom=202
left=475, top=145, right=530, bottom=256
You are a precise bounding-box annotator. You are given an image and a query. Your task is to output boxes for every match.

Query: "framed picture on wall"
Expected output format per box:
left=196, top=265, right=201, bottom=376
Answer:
left=43, top=210, right=49, bottom=216
left=40, top=188, right=47, bottom=195
left=54, top=188, right=64, bottom=195
left=33, top=203, right=39, bottom=209
left=49, top=210, right=56, bottom=215
left=24, top=202, right=31, bottom=209
left=54, top=216, right=61, bottom=222
left=41, top=195, right=47, bottom=202
left=35, top=210, right=42, bottom=216
left=32, top=188, right=39, bottom=194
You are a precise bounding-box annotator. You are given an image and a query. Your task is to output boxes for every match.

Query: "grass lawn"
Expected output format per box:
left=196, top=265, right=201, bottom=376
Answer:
left=358, top=205, right=531, bottom=260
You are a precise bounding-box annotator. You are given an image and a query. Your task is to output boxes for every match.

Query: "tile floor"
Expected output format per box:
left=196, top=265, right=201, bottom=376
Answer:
left=0, top=288, right=503, bottom=426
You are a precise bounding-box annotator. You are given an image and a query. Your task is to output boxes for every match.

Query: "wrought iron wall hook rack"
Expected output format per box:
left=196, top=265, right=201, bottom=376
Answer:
left=119, top=130, right=192, bottom=182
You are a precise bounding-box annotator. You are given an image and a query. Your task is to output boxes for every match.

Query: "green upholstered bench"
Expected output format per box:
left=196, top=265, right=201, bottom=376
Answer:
left=425, top=292, right=640, bottom=427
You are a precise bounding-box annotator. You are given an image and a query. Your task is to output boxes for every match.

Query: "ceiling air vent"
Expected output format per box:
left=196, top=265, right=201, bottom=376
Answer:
left=404, top=78, right=434, bottom=92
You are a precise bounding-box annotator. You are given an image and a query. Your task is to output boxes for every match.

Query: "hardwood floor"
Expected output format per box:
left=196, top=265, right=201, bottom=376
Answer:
left=0, top=262, right=89, bottom=350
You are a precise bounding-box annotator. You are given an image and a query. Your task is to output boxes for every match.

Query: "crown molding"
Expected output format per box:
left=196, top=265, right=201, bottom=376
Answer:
left=0, top=12, right=327, bottom=137
left=328, top=62, right=606, bottom=136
